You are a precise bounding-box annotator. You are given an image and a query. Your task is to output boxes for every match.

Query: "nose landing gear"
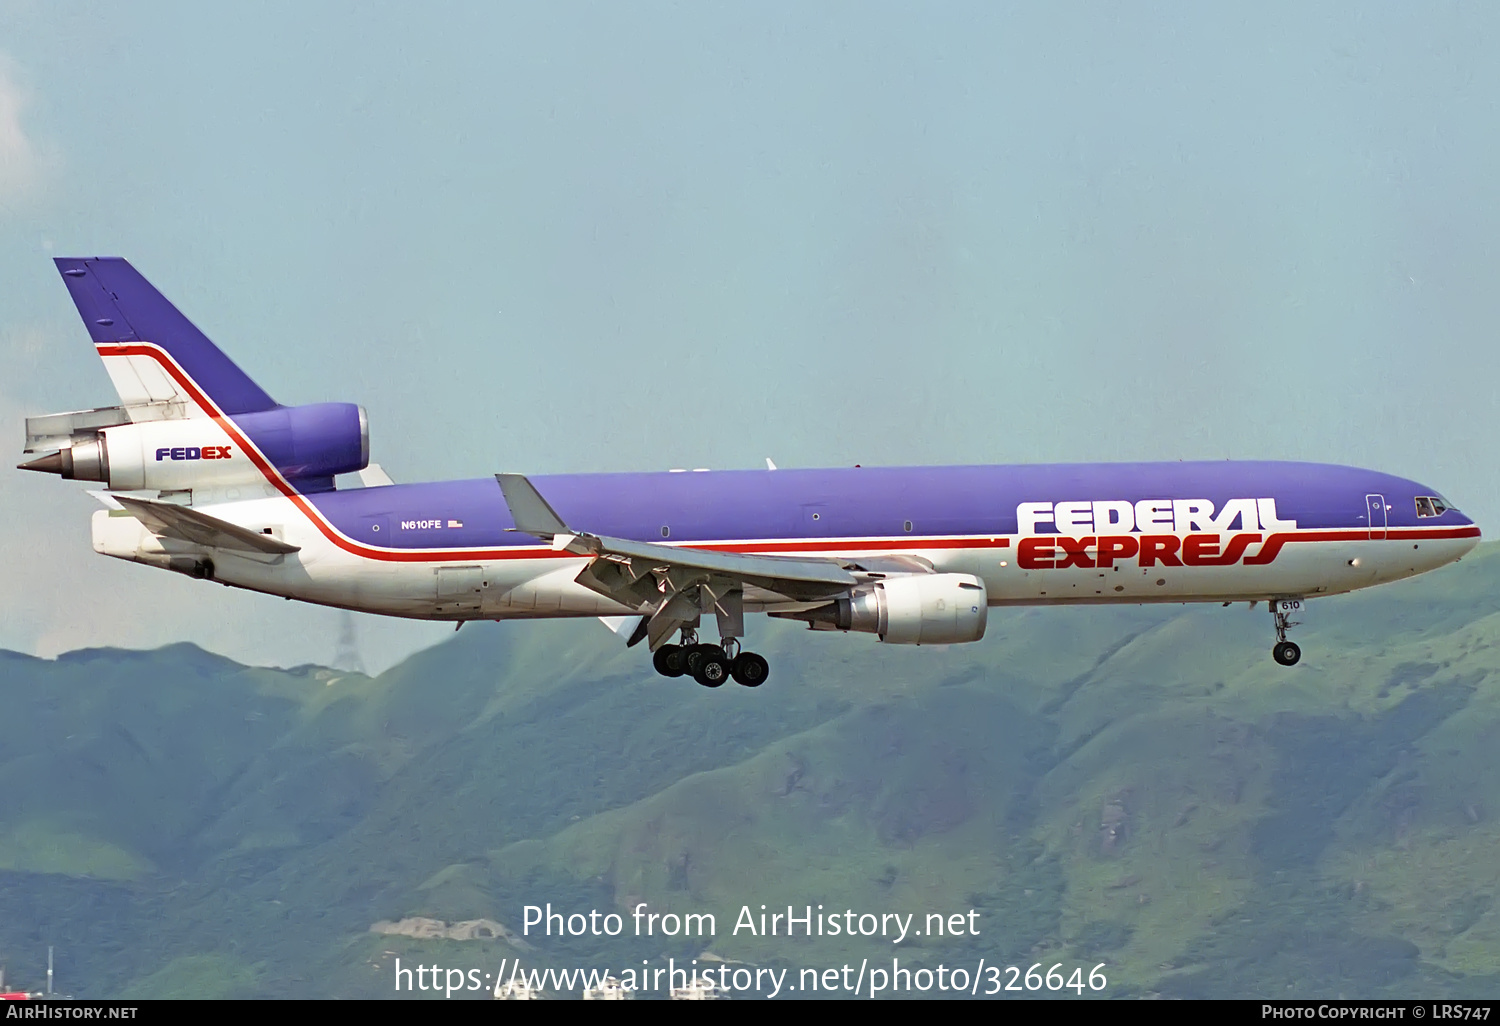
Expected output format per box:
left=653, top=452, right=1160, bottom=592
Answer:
left=1270, top=599, right=1303, bottom=666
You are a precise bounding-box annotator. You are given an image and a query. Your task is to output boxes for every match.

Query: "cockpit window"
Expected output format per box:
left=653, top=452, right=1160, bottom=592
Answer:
left=1415, top=495, right=1455, bottom=517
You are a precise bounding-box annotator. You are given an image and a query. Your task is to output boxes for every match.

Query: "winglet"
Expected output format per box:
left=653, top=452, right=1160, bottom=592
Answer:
left=495, top=474, right=570, bottom=539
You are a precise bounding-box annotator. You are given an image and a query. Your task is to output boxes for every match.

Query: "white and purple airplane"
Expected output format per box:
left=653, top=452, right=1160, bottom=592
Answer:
left=20, top=258, right=1481, bottom=686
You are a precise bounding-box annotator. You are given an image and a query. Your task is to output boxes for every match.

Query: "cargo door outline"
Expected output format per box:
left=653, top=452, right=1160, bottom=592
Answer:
left=436, top=565, right=484, bottom=614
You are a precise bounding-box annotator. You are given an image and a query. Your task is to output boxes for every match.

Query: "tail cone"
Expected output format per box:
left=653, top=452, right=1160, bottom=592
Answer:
left=17, top=441, right=104, bottom=481
left=18, top=451, right=67, bottom=475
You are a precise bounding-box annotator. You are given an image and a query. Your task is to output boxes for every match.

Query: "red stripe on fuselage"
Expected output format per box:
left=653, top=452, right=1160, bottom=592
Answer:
left=1242, top=525, right=1481, bottom=564
left=95, top=343, right=1483, bottom=566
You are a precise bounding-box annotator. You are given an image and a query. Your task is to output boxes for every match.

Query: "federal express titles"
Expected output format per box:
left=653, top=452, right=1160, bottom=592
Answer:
left=1015, top=496, right=1298, bottom=569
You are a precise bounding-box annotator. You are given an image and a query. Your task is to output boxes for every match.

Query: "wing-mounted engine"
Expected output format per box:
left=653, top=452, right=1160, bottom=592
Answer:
left=773, top=573, right=990, bottom=644
left=19, top=402, right=368, bottom=492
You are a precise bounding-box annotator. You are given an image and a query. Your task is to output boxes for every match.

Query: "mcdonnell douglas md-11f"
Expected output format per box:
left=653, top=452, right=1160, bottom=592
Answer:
left=19, top=258, right=1481, bottom=687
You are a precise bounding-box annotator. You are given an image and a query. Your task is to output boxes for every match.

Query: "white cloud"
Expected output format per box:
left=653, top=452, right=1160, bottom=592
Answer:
left=0, top=55, right=41, bottom=203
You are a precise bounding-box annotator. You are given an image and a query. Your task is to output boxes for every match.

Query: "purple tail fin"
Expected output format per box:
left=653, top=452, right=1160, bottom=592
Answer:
left=54, top=257, right=277, bottom=415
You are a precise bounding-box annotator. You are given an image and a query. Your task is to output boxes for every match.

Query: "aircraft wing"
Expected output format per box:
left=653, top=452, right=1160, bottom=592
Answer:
left=112, top=495, right=301, bottom=555
left=496, top=473, right=856, bottom=648
left=495, top=473, right=855, bottom=595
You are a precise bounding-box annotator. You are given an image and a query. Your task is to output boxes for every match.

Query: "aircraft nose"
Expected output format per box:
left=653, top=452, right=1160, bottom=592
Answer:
left=1441, top=496, right=1481, bottom=547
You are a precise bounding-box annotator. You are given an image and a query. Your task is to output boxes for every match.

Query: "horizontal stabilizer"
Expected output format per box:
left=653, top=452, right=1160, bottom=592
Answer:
left=86, top=491, right=125, bottom=511
left=112, top=495, right=300, bottom=554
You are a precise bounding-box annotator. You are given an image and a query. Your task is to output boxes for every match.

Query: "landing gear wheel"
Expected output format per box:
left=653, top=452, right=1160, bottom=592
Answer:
left=684, top=644, right=724, bottom=678
left=1272, top=641, right=1301, bottom=666
left=653, top=644, right=686, bottom=677
left=731, top=652, right=769, bottom=687
left=693, top=650, right=730, bottom=688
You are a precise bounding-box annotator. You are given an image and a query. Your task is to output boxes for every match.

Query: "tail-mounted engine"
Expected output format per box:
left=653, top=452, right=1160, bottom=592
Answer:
left=19, top=402, right=368, bottom=492
left=773, top=573, right=989, bottom=644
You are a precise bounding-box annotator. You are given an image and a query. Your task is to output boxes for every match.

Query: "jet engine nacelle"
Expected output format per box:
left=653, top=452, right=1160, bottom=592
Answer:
left=36, top=402, right=368, bottom=491
left=780, top=573, right=989, bottom=645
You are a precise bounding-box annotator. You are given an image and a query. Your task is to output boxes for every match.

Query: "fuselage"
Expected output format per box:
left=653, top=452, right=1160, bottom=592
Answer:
left=92, top=460, right=1480, bottom=622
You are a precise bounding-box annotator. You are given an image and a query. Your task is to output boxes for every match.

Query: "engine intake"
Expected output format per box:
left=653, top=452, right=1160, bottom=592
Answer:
left=774, top=573, right=989, bottom=645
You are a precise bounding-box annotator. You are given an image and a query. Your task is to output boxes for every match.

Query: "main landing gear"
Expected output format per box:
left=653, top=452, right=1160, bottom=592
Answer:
left=1270, top=599, right=1303, bottom=666
left=652, top=631, right=770, bottom=688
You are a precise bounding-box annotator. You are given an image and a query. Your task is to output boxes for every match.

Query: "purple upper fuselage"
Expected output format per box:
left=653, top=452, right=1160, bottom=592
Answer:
left=300, top=461, right=1473, bottom=550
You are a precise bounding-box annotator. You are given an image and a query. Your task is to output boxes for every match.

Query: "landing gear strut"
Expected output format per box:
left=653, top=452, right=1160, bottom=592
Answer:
left=1270, top=599, right=1303, bottom=666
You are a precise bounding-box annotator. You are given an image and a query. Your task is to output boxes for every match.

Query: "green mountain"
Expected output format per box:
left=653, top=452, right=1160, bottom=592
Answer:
left=3, top=545, right=1500, bottom=998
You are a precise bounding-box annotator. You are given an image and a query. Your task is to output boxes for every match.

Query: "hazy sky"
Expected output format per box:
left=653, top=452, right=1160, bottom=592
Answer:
left=2, top=2, right=1498, bottom=671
